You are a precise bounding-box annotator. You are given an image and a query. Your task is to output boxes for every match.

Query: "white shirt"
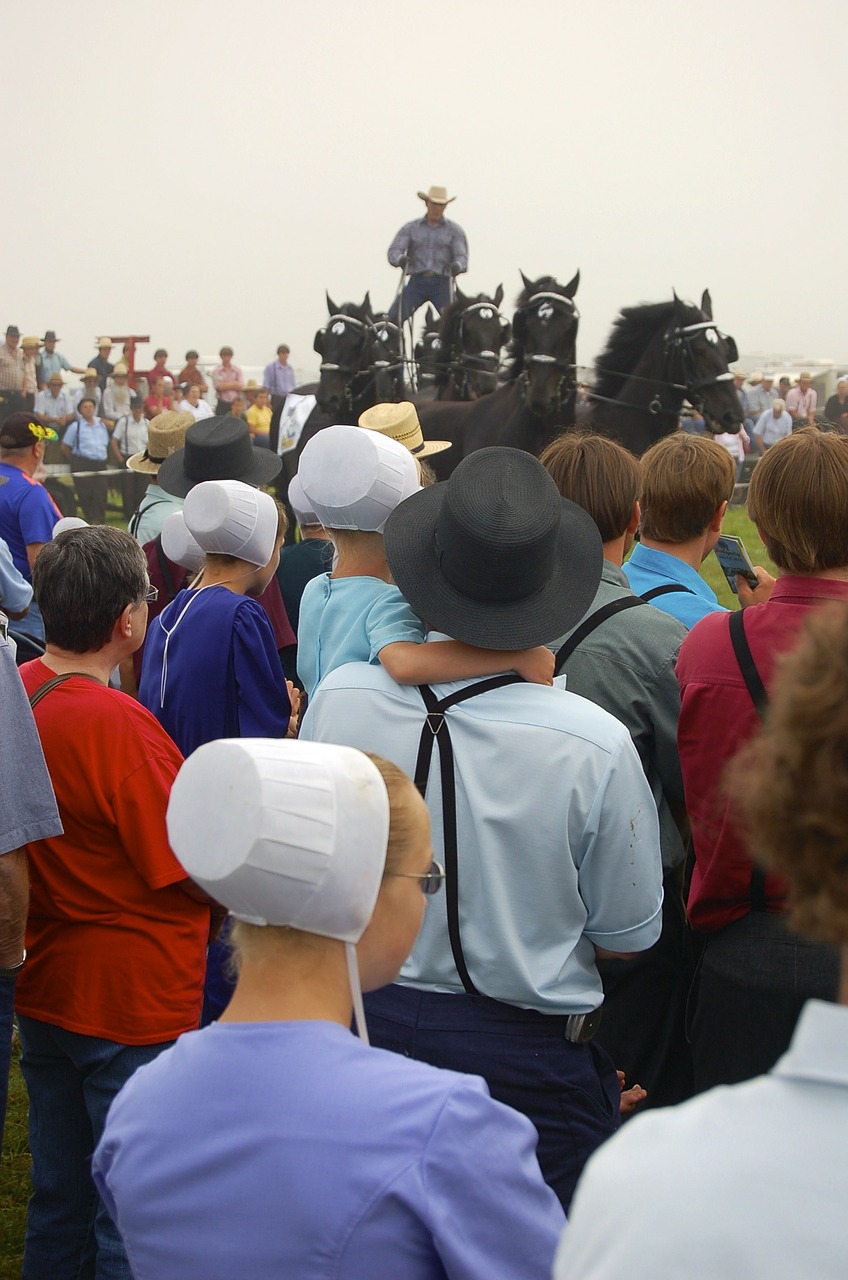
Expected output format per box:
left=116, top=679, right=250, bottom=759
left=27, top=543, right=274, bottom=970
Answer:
left=754, top=407, right=793, bottom=446
left=179, top=398, right=213, bottom=421
left=554, top=999, right=848, bottom=1279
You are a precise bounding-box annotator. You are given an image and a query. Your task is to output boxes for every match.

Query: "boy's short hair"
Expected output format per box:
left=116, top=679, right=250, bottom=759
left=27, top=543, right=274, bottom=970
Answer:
left=185, top=349, right=199, bottom=360
left=219, top=346, right=234, bottom=358
left=639, top=432, right=735, bottom=543
left=747, top=427, right=848, bottom=573
left=77, top=396, right=95, bottom=410
left=154, top=348, right=167, bottom=359
left=277, top=344, right=290, bottom=355
left=34, top=526, right=148, bottom=653
left=539, top=432, right=640, bottom=543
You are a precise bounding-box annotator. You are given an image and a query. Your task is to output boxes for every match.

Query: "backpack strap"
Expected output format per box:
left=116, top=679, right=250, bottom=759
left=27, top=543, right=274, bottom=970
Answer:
left=640, top=583, right=694, bottom=602
left=28, top=672, right=102, bottom=709
left=415, top=674, right=523, bottom=996
left=554, top=596, right=645, bottom=675
left=727, top=609, right=770, bottom=912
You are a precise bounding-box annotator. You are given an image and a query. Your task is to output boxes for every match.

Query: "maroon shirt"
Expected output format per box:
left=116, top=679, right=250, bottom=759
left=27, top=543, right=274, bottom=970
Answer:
left=677, top=575, right=848, bottom=932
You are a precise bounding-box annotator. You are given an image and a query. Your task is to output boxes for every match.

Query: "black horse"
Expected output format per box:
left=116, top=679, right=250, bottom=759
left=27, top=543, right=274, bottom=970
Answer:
left=585, top=291, right=743, bottom=454
left=369, top=315, right=406, bottom=403
left=313, top=292, right=375, bottom=418
left=414, top=307, right=441, bottom=389
left=416, top=271, right=580, bottom=478
left=431, top=286, right=511, bottom=400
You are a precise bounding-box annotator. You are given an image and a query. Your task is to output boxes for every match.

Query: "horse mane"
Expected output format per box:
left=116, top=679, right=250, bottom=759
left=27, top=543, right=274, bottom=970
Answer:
left=505, top=275, right=573, bottom=382
left=434, top=292, right=493, bottom=389
left=592, top=298, right=702, bottom=401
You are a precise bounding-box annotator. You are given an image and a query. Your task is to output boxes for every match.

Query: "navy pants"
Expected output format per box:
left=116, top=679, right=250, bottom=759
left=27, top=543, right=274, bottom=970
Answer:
left=388, top=273, right=451, bottom=324
left=365, top=984, right=620, bottom=1212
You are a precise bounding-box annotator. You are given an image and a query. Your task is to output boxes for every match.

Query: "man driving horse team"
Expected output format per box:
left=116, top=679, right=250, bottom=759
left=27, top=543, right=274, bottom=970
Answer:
left=387, top=185, right=468, bottom=323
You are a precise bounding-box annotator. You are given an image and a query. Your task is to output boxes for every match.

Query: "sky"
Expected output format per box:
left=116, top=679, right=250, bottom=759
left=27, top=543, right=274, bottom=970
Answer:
left=3, top=0, right=846, bottom=380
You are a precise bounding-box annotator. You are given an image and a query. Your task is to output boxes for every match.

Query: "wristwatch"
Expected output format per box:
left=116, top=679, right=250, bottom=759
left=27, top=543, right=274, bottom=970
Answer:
left=0, top=949, right=26, bottom=978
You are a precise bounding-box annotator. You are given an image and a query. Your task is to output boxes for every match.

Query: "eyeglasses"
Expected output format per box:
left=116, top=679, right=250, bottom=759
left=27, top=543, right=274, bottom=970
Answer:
left=386, top=860, right=445, bottom=896
left=144, top=585, right=159, bottom=603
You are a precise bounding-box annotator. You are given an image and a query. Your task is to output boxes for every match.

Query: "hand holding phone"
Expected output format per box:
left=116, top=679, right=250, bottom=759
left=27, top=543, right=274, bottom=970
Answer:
left=714, top=535, right=759, bottom=595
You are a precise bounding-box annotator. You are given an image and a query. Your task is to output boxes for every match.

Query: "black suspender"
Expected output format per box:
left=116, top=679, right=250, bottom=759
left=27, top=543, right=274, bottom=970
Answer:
left=414, top=674, right=523, bottom=996
left=129, top=497, right=168, bottom=539
left=727, top=609, right=769, bottom=911
left=640, top=583, right=694, bottom=603
left=553, top=597, right=645, bottom=675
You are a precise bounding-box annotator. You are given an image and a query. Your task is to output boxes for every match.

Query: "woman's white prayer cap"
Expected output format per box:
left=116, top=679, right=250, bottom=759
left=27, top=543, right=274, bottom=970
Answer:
left=52, top=516, right=88, bottom=537
left=287, top=473, right=322, bottom=529
left=296, top=425, right=420, bottom=533
left=160, top=511, right=205, bottom=573
left=182, top=479, right=278, bottom=567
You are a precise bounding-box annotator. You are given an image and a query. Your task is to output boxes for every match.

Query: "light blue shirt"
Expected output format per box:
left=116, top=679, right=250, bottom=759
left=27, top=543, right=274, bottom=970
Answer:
left=262, top=359, right=296, bottom=397
left=0, top=537, right=32, bottom=615
left=297, top=574, right=425, bottom=699
left=754, top=407, right=793, bottom=447
left=63, top=417, right=110, bottom=461
left=387, top=215, right=469, bottom=275
left=37, top=350, right=71, bottom=385
left=302, top=648, right=663, bottom=1014
left=34, top=388, right=74, bottom=422
left=93, top=1020, right=564, bottom=1280
left=130, top=484, right=184, bottom=545
left=623, top=543, right=727, bottom=629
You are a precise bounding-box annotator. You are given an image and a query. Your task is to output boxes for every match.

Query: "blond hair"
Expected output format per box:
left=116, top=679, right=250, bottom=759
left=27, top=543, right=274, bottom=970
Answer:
left=747, top=427, right=848, bottom=573
left=639, top=432, right=735, bottom=543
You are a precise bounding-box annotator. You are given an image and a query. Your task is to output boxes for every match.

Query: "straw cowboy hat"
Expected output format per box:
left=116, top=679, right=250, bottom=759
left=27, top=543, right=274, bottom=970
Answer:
left=127, top=410, right=194, bottom=474
left=418, top=185, right=455, bottom=205
left=358, top=401, right=451, bottom=457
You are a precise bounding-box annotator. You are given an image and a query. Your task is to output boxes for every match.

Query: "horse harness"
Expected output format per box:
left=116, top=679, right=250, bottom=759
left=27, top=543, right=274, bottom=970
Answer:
left=517, top=291, right=580, bottom=410
left=591, top=319, right=739, bottom=418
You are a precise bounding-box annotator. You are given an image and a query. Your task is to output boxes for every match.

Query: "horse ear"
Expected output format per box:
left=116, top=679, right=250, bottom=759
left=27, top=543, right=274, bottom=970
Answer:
left=563, top=270, right=580, bottom=299
left=701, top=289, right=713, bottom=320
left=362, top=292, right=373, bottom=319
left=313, top=328, right=326, bottom=356
left=494, top=284, right=504, bottom=307
left=326, top=291, right=339, bottom=316
left=520, top=270, right=533, bottom=291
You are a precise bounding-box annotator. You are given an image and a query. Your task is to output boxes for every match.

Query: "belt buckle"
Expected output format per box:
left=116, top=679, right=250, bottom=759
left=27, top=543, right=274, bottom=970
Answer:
left=564, top=1007, right=602, bottom=1045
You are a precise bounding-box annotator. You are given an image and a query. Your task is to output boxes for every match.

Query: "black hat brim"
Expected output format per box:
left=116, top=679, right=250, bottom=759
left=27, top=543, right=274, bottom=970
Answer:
left=383, top=481, right=603, bottom=650
left=157, top=436, right=282, bottom=499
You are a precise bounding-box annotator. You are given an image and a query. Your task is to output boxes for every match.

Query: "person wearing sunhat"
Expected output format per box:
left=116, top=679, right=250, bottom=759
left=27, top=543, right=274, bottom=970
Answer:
left=37, top=330, right=85, bottom=390
left=387, top=185, right=469, bottom=323
left=88, top=337, right=114, bottom=392
left=127, top=409, right=195, bottom=543
left=101, top=363, right=132, bottom=428
left=33, top=371, right=76, bottom=435
left=358, top=400, right=451, bottom=482
left=72, top=368, right=103, bottom=418
left=0, top=412, right=62, bottom=644
left=20, top=337, right=42, bottom=409
left=92, top=738, right=565, bottom=1279
left=302, top=445, right=664, bottom=1212
left=0, top=326, right=25, bottom=422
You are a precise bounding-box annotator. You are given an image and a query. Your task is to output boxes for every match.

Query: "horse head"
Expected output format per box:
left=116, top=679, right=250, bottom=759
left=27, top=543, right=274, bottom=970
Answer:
left=510, top=271, right=580, bottom=415
left=440, top=284, right=510, bottom=398
left=665, top=290, right=743, bottom=433
left=314, top=292, right=374, bottom=416
left=415, top=307, right=442, bottom=386
left=369, top=314, right=405, bottom=403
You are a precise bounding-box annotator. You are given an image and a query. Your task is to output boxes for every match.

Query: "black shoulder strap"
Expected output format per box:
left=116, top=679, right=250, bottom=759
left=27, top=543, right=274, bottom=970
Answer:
left=554, top=597, right=644, bottom=675
left=641, top=583, right=694, bottom=602
left=29, top=672, right=102, bottom=709
left=129, top=496, right=167, bottom=539
left=727, top=609, right=770, bottom=911
left=414, top=673, right=523, bottom=996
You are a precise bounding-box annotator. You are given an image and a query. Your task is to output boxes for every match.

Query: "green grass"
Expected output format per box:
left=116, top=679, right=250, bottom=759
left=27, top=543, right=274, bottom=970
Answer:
left=0, top=1048, right=29, bottom=1277
left=700, top=506, right=777, bottom=609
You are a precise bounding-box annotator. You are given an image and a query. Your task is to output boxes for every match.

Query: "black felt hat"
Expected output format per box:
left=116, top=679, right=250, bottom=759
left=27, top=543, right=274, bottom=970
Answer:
left=157, top=416, right=282, bottom=498
left=383, top=446, right=603, bottom=649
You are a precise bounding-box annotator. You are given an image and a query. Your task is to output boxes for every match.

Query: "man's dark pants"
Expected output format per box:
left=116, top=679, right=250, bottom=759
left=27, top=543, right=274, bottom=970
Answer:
left=388, top=273, right=451, bottom=324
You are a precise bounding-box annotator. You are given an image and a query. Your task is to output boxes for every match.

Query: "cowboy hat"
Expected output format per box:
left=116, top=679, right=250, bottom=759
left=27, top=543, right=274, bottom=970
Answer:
left=418, top=185, right=455, bottom=205
left=358, top=401, right=451, bottom=457
left=126, top=410, right=194, bottom=474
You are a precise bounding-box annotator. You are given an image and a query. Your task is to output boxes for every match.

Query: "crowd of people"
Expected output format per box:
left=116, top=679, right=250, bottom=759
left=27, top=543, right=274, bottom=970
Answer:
left=1, top=368, right=848, bottom=1275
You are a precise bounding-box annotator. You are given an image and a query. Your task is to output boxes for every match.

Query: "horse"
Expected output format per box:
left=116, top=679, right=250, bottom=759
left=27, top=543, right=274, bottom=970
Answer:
left=585, top=291, right=743, bottom=455
left=414, top=307, right=441, bottom=389
left=416, top=271, right=580, bottom=478
left=369, top=315, right=405, bottom=403
left=313, top=291, right=375, bottom=419
left=431, top=286, right=511, bottom=400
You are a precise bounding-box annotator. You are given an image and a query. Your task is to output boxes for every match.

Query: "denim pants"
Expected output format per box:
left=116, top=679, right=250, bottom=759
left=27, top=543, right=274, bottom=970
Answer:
left=388, top=273, right=450, bottom=324
left=18, top=1015, right=173, bottom=1280
left=364, top=984, right=620, bottom=1212
left=0, top=975, right=16, bottom=1156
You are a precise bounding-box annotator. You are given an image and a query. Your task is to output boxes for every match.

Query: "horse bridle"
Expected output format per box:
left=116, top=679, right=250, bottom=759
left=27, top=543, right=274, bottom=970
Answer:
left=449, top=301, right=510, bottom=394
left=591, top=320, right=738, bottom=419
left=518, top=291, right=580, bottom=409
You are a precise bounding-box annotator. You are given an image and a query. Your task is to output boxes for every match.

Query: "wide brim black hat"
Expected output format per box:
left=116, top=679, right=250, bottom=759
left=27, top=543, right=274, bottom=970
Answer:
left=157, top=416, right=282, bottom=499
left=383, top=446, right=603, bottom=650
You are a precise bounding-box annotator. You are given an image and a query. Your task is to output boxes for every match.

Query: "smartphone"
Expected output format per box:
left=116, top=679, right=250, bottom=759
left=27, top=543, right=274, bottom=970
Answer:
left=714, top=535, right=759, bottom=594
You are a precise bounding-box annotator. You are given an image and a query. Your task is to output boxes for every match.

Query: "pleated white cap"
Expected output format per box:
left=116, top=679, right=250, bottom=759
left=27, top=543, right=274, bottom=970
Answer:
left=297, top=425, right=420, bottom=533
left=287, top=473, right=322, bottom=528
left=160, top=511, right=205, bottom=573
left=183, top=479, right=278, bottom=567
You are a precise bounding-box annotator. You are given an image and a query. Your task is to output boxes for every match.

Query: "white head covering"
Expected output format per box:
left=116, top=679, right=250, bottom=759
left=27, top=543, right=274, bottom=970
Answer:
left=183, top=479, right=278, bottom=567
left=287, top=473, right=322, bottom=529
left=297, top=425, right=420, bottom=533
left=52, top=516, right=88, bottom=538
left=160, top=511, right=205, bottom=573
left=166, top=739, right=391, bottom=1042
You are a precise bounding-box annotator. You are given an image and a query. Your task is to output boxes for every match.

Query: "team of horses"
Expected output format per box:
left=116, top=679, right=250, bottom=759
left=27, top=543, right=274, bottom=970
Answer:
left=274, top=273, right=743, bottom=488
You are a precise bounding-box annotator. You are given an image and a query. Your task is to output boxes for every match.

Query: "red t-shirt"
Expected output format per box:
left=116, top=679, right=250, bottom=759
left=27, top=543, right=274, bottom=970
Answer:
left=17, top=662, right=210, bottom=1043
left=677, top=576, right=848, bottom=932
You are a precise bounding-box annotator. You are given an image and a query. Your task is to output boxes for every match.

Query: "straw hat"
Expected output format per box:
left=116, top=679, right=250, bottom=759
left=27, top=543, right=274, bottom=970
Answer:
left=297, top=425, right=420, bottom=533
left=48, top=372, right=64, bottom=385
left=82, top=368, right=99, bottom=380
left=126, top=409, right=193, bottom=474
left=748, top=372, right=763, bottom=385
left=21, top=336, right=41, bottom=349
left=97, top=337, right=112, bottom=348
left=183, top=479, right=278, bottom=567
left=418, top=185, right=455, bottom=205
left=358, top=401, right=451, bottom=457
left=113, top=363, right=129, bottom=377
left=160, top=510, right=205, bottom=572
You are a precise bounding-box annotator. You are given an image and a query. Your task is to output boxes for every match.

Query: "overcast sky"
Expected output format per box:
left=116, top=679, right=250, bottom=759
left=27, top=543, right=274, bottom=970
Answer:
left=3, top=0, right=844, bottom=379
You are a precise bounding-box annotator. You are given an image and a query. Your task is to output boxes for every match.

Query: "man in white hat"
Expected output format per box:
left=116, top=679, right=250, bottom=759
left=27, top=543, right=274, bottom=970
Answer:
left=387, top=185, right=468, bottom=323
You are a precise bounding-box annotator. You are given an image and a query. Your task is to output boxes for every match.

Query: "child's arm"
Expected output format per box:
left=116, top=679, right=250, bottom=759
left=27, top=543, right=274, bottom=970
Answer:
left=378, top=639, right=555, bottom=686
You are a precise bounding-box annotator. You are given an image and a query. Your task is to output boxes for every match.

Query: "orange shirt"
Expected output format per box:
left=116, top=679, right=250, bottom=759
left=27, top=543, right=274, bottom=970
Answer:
left=17, top=663, right=210, bottom=1044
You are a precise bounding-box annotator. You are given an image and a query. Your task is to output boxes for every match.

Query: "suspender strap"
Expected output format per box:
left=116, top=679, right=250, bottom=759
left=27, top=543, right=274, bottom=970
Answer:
left=28, top=672, right=102, bottom=708
left=415, top=674, right=523, bottom=996
left=554, top=596, right=645, bottom=675
left=727, top=609, right=770, bottom=911
left=640, top=583, right=694, bottom=602
left=129, top=497, right=166, bottom=539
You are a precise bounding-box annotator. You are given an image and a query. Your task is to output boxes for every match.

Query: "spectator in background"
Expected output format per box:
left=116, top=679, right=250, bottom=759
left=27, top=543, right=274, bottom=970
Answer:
left=747, top=370, right=777, bottom=420
left=72, top=369, right=102, bottom=418
left=37, top=331, right=85, bottom=390
left=146, top=348, right=176, bottom=388
left=229, top=396, right=246, bottom=421
left=246, top=386, right=272, bottom=446
left=110, top=396, right=150, bottom=520
left=178, top=382, right=213, bottom=421
left=824, top=377, right=848, bottom=428
left=144, top=376, right=171, bottom=422
left=62, top=397, right=111, bottom=524
left=263, top=343, right=296, bottom=411
left=715, top=421, right=750, bottom=481
left=101, top=364, right=132, bottom=429
left=212, top=346, right=245, bottom=414
left=177, top=350, right=208, bottom=392
left=786, top=372, right=818, bottom=427
left=21, top=338, right=41, bottom=410
left=126, top=410, right=194, bottom=544
left=732, top=370, right=753, bottom=439
left=0, top=412, right=62, bottom=644
left=753, top=398, right=793, bottom=453
left=0, top=326, right=25, bottom=424
left=778, top=374, right=792, bottom=402
left=89, top=338, right=114, bottom=391
left=34, top=373, right=75, bottom=436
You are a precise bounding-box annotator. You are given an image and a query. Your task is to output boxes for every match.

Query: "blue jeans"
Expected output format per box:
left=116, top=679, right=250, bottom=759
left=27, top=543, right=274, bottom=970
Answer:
left=388, top=273, right=451, bottom=323
left=18, top=1016, right=173, bottom=1280
left=364, top=984, right=620, bottom=1212
left=0, top=975, right=16, bottom=1156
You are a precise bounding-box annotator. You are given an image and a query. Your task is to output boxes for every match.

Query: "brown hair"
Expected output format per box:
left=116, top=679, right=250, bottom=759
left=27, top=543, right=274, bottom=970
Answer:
left=639, top=432, right=735, bottom=543
left=732, top=604, right=848, bottom=944
left=747, top=427, right=848, bottom=573
left=540, top=432, right=640, bottom=543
